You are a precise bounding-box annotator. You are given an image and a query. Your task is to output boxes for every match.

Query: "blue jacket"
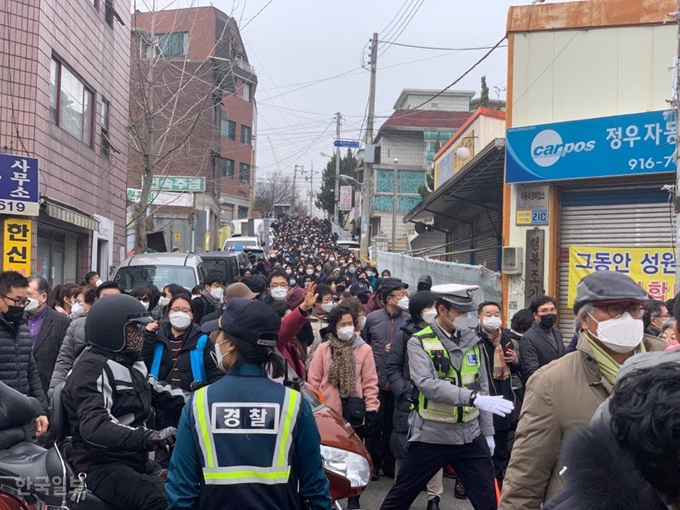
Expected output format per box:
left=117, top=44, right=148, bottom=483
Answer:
left=166, top=363, right=332, bottom=510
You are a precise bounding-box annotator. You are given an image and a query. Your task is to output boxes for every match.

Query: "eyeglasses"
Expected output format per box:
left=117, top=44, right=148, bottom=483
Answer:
left=169, top=307, right=192, bottom=314
left=270, top=283, right=289, bottom=290
left=0, top=294, right=30, bottom=307
left=593, top=301, right=646, bottom=320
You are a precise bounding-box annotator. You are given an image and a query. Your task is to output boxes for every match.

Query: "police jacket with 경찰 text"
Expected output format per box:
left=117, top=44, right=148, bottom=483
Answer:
left=0, top=317, right=48, bottom=414
left=63, top=345, right=189, bottom=473
left=166, top=363, right=332, bottom=510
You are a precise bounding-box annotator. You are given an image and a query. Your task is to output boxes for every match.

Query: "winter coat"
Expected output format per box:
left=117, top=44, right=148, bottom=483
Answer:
left=499, top=333, right=667, bottom=510
left=0, top=317, right=48, bottom=414
left=542, top=422, right=668, bottom=510
left=277, top=306, right=310, bottom=380
left=477, top=327, right=523, bottom=432
left=63, top=346, right=188, bottom=473
left=307, top=334, right=379, bottom=417
left=406, top=321, right=494, bottom=445
left=519, top=321, right=565, bottom=380
left=191, top=290, right=221, bottom=324
left=363, top=291, right=383, bottom=315
left=384, top=318, right=422, bottom=459
left=48, top=316, right=87, bottom=399
left=364, top=308, right=409, bottom=389
left=32, top=307, right=71, bottom=396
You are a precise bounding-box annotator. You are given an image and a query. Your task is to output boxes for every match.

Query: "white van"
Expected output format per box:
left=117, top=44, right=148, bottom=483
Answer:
left=113, top=253, right=205, bottom=292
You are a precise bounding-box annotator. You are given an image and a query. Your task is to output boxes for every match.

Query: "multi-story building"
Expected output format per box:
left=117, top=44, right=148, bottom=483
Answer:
left=128, top=6, right=256, bottom=252
left=366, top=89, right=473, bottom=251
left=0, top=0, right=131, bottom=284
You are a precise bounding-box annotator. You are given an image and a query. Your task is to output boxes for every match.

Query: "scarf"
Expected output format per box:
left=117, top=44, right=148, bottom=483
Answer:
left=585, top=331, right=647, bottom=386
left=328, top=333, right=356, bottom=396
left=486, top=329, right=509, bottom=381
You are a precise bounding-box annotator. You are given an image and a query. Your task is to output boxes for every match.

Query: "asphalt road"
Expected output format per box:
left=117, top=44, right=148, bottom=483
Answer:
left=338, top=474, right=475, bottom=510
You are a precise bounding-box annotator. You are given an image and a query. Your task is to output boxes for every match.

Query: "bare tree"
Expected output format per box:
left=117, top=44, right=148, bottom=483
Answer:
left=254, top=172, right=296, bottom=217
left=127, top=0, right=247, bottom=252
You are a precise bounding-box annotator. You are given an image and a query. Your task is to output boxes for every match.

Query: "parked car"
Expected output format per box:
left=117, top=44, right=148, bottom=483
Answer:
left=222, top=236, right=261, bottom=252
left=200, top=251, right=251, bottom=284
left=112, top=253, right=205, bottom=292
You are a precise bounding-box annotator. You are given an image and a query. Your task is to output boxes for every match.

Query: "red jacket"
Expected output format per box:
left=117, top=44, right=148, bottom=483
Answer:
left=278, top=306, right=309, bottom=379
left=363, top=291, right=383, bottom=315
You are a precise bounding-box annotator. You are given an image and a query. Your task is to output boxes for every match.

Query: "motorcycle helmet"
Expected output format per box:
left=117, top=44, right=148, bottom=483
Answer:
left=85, top=293, right=153, bottom=352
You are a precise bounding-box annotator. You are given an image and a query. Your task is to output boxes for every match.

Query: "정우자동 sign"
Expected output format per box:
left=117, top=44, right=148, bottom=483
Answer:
left=146, top=175, right=206, bottom=192
left=3, top=217, right=32, bottom=276
left=0, top=154, right=40, bottom=216
left=516, top=185, right=549, bottom=225
left=506, top=110, right=676, bottom=183
left=127, top=189, right=194, bottom=207
left=338, top=185, right=352, bottom=211
left=568, top=246, right=676, bottom=306
left=334, top=140, right=360, bottom=149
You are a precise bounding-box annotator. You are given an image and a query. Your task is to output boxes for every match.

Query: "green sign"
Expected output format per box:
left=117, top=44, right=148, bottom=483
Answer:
left=146, top=175, right=205, bottom=192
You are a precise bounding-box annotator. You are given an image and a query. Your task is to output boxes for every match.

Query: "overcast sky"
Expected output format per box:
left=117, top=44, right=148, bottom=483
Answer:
left=159, top=0, right=566, bottom=208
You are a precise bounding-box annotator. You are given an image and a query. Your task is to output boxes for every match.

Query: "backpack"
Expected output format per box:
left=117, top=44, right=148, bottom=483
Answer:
left=150, top=334, right=209, bottom=384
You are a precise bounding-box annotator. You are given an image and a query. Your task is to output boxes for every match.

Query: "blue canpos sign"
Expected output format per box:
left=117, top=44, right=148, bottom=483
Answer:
left=506, top=110, right=677, bottom=184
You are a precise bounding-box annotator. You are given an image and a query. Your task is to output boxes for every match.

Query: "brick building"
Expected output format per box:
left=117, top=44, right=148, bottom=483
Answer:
left=0, top=0, right=131, bottom=284
left=128, top=7, right=256, bottom=252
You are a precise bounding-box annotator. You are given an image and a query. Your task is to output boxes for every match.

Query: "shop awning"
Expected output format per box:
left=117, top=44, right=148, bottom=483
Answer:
left=403, top=138, right=505, bottom=228
left=41, top=196, right=100, bottom=231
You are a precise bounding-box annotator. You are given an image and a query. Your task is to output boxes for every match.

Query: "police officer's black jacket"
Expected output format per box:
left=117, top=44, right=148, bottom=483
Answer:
left=0, top=317, right=48, bottom=413
left=63, top=345, right=188, bottom=473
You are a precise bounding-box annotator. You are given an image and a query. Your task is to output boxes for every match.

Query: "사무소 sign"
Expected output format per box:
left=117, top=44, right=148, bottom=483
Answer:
left=0, top=154, right=40, bottom=216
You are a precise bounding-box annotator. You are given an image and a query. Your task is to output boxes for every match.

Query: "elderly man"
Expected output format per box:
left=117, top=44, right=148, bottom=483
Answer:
left=499, top=271, right=667, bottom=510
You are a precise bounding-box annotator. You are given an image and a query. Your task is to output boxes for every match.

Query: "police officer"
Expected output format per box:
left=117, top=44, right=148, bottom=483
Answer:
left=166, top=298, right=332, bottom=510
left=63, top=294, right=188, bottom=510
left=380, top=284, right=514, bottom=510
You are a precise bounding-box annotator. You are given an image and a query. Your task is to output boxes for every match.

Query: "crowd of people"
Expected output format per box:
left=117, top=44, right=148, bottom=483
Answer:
left=0, top=214, right=679, bottom=510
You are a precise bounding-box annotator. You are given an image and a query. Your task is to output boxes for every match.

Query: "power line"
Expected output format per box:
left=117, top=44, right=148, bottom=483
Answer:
left=378, top=40, right=508, bottom=51
left=380, top=0, right=418, bottom=41
left=379, top=0, right=424, bottom=57
left=241, top=0, right=275, bottom=30
left=379, top=0, right=413, bottom=36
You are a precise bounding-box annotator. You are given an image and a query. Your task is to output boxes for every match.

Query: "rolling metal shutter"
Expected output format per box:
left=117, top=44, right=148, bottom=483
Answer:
left=558, top=184, right=675, bottom=335
left=473, top=210, right=501, bottom=271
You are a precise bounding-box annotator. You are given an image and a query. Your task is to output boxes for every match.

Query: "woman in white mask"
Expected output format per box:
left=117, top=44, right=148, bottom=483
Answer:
left=130, top=286, right=153, bottom=312
left=307, top=301, right=379, bottom=510
left=383, top=291, right=445, bottom=510
left=70, top=286, right=95, bottom=319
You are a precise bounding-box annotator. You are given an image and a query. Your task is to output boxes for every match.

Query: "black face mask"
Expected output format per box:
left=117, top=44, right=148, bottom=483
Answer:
left=539, top=314, right=557, bottom=329
left=3, top=305, right=25, bottom=325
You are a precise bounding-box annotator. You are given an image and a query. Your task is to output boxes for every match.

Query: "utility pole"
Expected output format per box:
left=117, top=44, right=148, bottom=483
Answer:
left=310, top=161, right=314, bottom=215
left=335, top=112, right=342, bottom=225
left=292, top=164, right=301, bottom=216
left=360, top=32, right=378, bottom=262
left=391, top=158, right=398, bottom=250
left=671, top=8, right=680, bottom=291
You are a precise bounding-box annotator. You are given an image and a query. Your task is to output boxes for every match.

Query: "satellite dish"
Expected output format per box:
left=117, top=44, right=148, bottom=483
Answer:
left=415, top=222, right=426, bottom=234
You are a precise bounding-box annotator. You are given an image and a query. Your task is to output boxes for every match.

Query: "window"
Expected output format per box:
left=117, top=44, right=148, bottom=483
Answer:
left=154, top=32, right=188, bottom=57
left=241, top=125, right=251, bottom=145
left=101, top=98, right=111, bottom=159
left=87, top=0, right=99, bottom=9
left=104, top=0, right=114, bottom=27
left=49, top=58, right=94, bottom=147
left=239, top=163, right=250, bottom=183
left=242, top=82, right=252, bottom=102
left=220, top=158, right=235, bottom=178
left=221, top=118, right=236, bottom=140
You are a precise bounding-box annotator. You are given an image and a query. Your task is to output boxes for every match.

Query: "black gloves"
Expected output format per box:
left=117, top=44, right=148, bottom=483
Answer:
left=144, top=426, right=177, bottom=451
left=364, top=411, right=379, bottom=436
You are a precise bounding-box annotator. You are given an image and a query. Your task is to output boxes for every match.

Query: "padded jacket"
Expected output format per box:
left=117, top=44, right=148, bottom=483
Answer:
left=48, top=316, right=87, bottom=399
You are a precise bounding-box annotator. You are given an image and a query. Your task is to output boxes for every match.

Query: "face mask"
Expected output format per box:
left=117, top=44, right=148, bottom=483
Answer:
left=71, top=302, right=86, bottom=318
left=482, top=316, right=502, bottom=331
left=271, top=287, right=288, bottom=301
left=285, top=269, right=292, bottom=275
left=397, top=296, right=409, bottom=311
left=337, top=326, right=355, bottom=342
left=24, top=298, right=40, bottom=313
left=539, top=314, right=557, bottom=329
left=289, top=278, right=297, bottom=287
left=139, top=300, right=150, bottom=311
left=124, top=324, right=144, bottom=352
left=452, top=311, right=477, bottom=331
left=298, top=268, right=304, bottom=274
left=158, top=296, right=170, bottom=307
left=169, top=311, right=192, bottom=331
left=329, top=257, right=335, bottom=262
left=210, top=288, right=224, bottom=301
left=366, top=271, right=374, bottom=278
left=3, top=305, right=25, bottom=324
left=422, top=309, right=437, bottom=325
left=588, top=312, right=644, bottom=354
left=316, top=266, right=322, bottom=272
left=321, top=302, right=334, bottom=314
left=358, top=316, right=367, bottom=330
left=95, top=279, right=103, bottom=287
left=348, top=267, right=356, bottom=274
left=306, top=269, right=314, bottom=275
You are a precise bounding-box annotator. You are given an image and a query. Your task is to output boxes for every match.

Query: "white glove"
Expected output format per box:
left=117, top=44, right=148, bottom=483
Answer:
left=485, top=435, right=495, bottom=456
left=473, top=395, right=514, bottom=417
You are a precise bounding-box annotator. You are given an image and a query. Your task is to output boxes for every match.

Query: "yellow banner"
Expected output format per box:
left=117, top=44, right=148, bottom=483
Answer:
left=3, top=218, right=32, bottom=276
left=568, top=246, right=675, bottom=307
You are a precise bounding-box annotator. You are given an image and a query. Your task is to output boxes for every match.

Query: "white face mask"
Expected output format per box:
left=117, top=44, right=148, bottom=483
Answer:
left=71, top=302, right=85, bottom=318
left=337, top=326, right=355, bottom=342
left=397, top=296, right=410, bottom=311
left=306, top=269, right=314, bottom=275
left=588, top=312, right=644, bottom=353
left=482, top=316, right=502, bottom=331
left=24, top=298, right=40, bottom=313
left=321, top=302, right=334, bottom=314
left=95, top=279, right=103, bottom=287
left=214, top=340, right=226, bottom=369
left=139, top=300, right=150, bottom=311
left=169, top=311, right=192, bottom=331
left=366, top=271, right=374, bottom=277
left=289, top=278, right=297, bottom=287
left=329, top=258, right=335, bottom=262
left=451, top=310, right=477, bottom=331
left=158, top=296, right=170, bottom=307
left=358, top=316, right=367, bottom=330
left=210, top=288, right=224, bottom=301
left=285, top=270, right=292, bottom=275
left=422, top=309, right=437, bottom=325
left=271, top=287, right=288, bottom=301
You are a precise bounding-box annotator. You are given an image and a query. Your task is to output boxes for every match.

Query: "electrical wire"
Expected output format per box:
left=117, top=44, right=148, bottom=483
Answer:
left=241, top=0, right=275, bottom=30
left=378, top=41, right=508, bottom=51
left=379, top=0, right=413, bottom=37
left=379, top=0, right=425, bottom=57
